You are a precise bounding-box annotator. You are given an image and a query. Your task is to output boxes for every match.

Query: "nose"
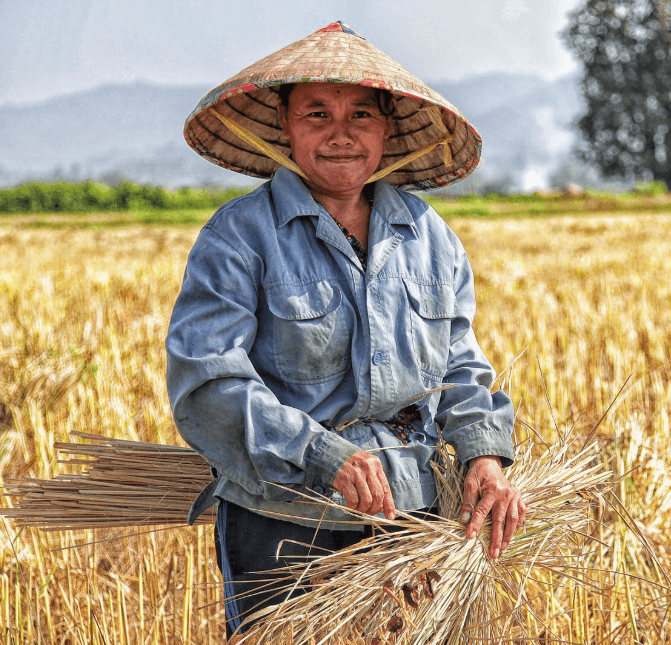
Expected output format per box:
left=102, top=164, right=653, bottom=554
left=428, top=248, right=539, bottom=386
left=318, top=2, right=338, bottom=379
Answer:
left=327, top=117, right=354, bottom=146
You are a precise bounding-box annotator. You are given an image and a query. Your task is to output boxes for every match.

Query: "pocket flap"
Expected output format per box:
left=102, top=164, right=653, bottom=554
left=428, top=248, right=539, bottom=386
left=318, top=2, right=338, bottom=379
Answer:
left=266, top=281, right=342, bottom=320
left=403, top=280, right=457, bottom=319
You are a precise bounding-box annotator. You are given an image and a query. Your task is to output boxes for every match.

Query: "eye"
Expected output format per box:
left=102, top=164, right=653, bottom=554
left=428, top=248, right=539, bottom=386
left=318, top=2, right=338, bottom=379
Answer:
left=353, top=110, right=374, bottom=118
left=307, top=111, right=327, bottom=118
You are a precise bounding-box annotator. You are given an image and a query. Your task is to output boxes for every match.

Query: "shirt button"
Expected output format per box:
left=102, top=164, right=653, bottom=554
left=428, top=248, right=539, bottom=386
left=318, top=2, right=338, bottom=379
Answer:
left=314, top=486, right=324, bottom=495
left=372, top=350, right=384, bottom=366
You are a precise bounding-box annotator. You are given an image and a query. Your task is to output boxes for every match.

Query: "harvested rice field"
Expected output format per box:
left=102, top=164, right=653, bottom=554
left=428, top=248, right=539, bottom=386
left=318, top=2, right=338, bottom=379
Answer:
left=1, top=208, right=670, bottom=643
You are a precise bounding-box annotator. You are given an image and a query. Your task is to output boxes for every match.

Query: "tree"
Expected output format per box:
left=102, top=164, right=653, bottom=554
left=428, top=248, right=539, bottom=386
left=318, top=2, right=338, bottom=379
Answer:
left=563, top=0, right=671, bottom=188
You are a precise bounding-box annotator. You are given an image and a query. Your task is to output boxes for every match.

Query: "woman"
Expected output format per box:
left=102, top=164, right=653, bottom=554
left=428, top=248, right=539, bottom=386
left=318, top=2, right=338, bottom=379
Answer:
left=166, top=22, right=525, bottom=636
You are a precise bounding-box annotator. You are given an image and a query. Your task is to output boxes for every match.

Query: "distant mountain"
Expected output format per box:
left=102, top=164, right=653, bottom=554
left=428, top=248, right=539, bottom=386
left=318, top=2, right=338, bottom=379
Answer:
left=0, top=81, right=249, bottom=189
left=0, top=74, right=587, bottom=191
left=430, top=73, right=585, bottom=193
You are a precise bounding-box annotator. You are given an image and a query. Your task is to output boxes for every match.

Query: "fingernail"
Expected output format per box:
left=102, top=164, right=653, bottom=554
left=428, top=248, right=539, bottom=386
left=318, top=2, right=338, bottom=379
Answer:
left=466, top=531, right=476, bottom=541
left=460, top=511, right=472, bottom=524
left=492, top=548, right=500, bottom=560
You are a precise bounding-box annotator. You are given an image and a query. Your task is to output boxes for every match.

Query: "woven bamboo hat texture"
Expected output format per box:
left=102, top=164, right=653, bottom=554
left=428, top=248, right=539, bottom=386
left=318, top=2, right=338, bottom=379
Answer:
left=184, top=21, right=482, bottom=191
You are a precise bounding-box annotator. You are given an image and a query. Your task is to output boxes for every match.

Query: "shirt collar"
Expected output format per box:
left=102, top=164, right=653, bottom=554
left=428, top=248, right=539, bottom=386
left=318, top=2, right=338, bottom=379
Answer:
left=370, top=177, right=416, bottom=228
left=270, top=167, right=321, bottom=227
left=270, top=166, right=417, bottom=230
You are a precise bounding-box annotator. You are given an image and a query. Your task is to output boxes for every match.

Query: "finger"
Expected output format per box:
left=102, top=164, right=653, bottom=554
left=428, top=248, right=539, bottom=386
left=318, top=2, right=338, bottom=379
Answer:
left=365, top=473, right=385, bottom=516
left=460, top=470, right=481, bottom=525
left=341, top=482, right=359, bottom=511
left=488, top=500, right=506, bottom=559
left=368, top=466, right=395, bottom=518
left=500, top=501, right=520, bottom=552
left=354, top=474, right=373, bottom=514
left=466, top=491, right=495, bottom=540
left=379, top=473, right=396, bottom=520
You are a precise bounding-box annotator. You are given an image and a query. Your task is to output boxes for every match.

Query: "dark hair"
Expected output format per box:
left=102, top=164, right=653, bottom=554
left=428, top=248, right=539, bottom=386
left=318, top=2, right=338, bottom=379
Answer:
left=277, top=83, right=295, bottom=109
left=277, top=83, right=395, bottom=116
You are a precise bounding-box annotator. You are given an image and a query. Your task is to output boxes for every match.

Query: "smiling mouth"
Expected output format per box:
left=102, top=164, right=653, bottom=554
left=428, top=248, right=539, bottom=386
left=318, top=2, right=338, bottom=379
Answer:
left=320, top=155, right=362, bottom=162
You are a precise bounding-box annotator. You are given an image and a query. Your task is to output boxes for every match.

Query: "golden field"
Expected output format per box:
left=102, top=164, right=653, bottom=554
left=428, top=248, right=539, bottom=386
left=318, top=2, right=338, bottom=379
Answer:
left=1, top=207, right=670, bottom=643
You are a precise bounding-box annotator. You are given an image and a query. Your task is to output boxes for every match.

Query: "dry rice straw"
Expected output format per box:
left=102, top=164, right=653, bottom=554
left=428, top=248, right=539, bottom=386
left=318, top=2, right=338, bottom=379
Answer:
left=2, top=431, right=214, bottom=529
left=2, top=428, right=669, bottom=644
left=231, top=434, right=619, bottom=644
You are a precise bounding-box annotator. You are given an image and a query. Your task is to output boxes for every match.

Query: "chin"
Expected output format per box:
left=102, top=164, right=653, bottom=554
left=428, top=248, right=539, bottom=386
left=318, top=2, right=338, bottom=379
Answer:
left=318, top=168, right=372, bottom=188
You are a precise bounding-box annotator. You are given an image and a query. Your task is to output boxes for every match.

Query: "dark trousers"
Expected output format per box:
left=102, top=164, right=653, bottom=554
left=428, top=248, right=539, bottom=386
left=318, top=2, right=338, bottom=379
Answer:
left=214, top=501, right=373, bottom=638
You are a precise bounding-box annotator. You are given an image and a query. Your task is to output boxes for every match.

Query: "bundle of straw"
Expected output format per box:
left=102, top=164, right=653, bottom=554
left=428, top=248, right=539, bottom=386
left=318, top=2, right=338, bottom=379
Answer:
left=3, top=429, right=668, bottom=643
left=230, top=434, right=617, bottom=644
left=1, top=431, right=214, bottom=529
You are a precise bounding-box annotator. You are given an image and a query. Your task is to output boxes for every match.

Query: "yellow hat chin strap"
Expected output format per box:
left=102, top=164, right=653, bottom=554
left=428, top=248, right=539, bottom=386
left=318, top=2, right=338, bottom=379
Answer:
left=367, top=107, right=453, bottom=184
left=208, top=109, right=308, bottom=180
left=208, top=104, right=453, bottom=184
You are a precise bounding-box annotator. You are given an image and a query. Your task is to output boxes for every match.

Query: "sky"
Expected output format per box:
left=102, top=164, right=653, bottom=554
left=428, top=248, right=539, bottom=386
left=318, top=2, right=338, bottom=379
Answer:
left=0, top=0, right=584, bottom=107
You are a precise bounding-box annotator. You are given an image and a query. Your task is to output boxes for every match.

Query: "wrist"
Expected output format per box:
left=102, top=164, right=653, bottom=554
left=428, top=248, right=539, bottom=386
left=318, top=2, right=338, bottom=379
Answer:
left=468, top=455, right=502, bottom=468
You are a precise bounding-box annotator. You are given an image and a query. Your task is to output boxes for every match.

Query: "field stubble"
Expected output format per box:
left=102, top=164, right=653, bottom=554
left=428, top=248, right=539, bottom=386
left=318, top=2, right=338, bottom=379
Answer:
left=0, top=211, right=670, bottom=643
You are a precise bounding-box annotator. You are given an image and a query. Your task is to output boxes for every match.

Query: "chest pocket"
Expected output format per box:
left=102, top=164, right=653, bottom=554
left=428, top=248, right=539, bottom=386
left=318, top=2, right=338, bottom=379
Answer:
left=266, top=281, right=351, bottom=384
left=403, top=280, right=457, bottom=380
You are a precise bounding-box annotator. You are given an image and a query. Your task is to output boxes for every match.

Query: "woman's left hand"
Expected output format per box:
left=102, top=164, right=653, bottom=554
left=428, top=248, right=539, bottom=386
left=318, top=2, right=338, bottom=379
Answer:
left=459, top=456, right=526, bottom=559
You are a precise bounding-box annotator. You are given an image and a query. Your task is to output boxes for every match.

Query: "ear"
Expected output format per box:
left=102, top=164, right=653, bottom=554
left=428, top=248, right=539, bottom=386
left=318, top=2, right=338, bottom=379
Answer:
left=277, top=98, right=290, bottom=142
left=383, top=99, right=396, bottom=140
left=383, top=114, right=393, bottom=141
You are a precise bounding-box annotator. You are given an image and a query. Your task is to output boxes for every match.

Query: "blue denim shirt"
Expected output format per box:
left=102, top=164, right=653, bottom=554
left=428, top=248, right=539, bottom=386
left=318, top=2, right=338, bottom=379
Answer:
left=166, top=167, right=515, bottom=529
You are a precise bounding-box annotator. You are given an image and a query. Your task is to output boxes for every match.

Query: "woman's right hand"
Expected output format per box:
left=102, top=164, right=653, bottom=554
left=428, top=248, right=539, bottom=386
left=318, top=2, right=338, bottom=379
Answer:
left=332, top=450, right=396, bottom=520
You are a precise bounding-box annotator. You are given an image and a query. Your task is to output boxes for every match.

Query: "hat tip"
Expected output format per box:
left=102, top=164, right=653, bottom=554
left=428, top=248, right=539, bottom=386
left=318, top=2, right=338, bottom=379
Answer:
left=317, top=21, right=366, bottom=39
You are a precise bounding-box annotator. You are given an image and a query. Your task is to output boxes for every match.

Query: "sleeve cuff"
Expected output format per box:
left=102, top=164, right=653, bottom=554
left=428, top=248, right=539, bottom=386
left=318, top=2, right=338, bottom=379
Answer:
left=450, top=425, right=515, bottom=468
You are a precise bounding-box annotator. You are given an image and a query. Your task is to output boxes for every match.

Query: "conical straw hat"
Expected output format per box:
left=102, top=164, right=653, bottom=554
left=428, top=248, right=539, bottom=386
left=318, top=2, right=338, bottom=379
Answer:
left=184, top=21, right=482, bottom=191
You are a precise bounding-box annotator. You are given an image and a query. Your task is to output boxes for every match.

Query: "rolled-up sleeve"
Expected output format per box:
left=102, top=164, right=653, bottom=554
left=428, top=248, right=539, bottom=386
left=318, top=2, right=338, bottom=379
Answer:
left=434, top=234, right=515, bottom=467
left=166, top=226, right=358, bottom=501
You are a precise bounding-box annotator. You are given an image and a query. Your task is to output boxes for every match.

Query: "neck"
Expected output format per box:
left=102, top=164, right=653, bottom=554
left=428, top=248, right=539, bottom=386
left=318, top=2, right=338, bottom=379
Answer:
left=307, top=184, right=372, bottom=248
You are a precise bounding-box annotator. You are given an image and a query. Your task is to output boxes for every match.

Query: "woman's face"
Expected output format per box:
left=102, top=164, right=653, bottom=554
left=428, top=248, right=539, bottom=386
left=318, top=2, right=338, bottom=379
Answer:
left=278, top=83, right=392, bottom=198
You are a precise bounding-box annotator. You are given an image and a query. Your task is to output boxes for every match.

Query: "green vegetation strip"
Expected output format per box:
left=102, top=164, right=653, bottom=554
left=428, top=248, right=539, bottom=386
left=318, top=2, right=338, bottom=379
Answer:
left=427, top=193, right=671, bottom=219
left=0, top=180, right=249, bottom=214
left=0, top=180, right=669, bottom=227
